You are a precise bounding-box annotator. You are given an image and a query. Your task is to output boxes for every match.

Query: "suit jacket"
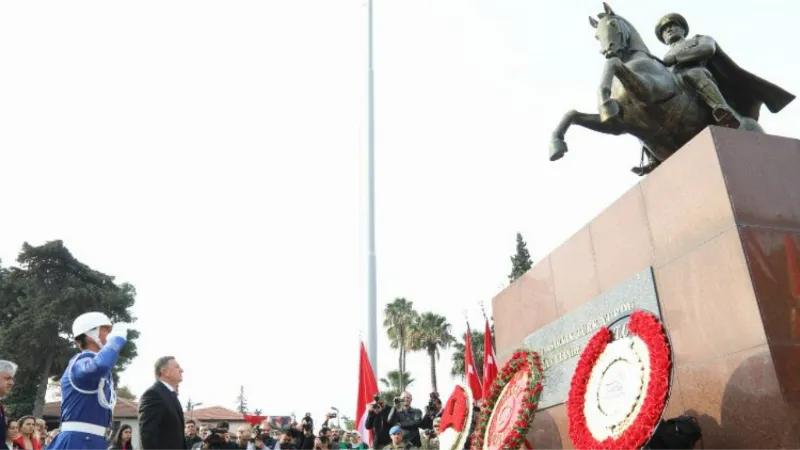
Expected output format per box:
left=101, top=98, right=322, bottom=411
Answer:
left=138, top=382, right=185, bottom=450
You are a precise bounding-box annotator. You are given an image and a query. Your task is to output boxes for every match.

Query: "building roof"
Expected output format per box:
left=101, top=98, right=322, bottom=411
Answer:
left=42, top=398, right=139, bottom=419
left=185, top=406, right=245, bottom=422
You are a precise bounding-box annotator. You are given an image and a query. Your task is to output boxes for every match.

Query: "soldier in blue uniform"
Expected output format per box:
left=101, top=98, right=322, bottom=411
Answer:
left=47, top=312, right=129, bottom=450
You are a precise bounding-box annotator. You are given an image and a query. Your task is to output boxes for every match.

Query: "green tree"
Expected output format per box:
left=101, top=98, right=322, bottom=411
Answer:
left=0, top=241, right=139, bottom=417
left=409, top=312, right=455, bottom=393
left=116, top=385, right=137, bottom=401
left=508, top=232, right=533, bottom=283
left=235, top=385, right=249, bottom=414
left=450, top=330, right=486, bottom=379
left=379, top=370, right=414, bottom=403
left=382, top=298, right=418, bottom=392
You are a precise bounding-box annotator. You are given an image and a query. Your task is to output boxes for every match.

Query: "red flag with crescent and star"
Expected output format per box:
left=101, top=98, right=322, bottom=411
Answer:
left=481, top=318, right=498, bottom=400
left=464, top=328, right=483, bottom=400
left=356, top=341, right=379, bottom=446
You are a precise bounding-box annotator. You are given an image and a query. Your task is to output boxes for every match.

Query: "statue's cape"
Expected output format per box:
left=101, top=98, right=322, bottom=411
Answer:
left=702, top=36, right=795, bottom=120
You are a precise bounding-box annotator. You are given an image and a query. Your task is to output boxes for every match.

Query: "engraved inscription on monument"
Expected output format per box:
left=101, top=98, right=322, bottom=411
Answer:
left=522, top=267, right=661, bottom=409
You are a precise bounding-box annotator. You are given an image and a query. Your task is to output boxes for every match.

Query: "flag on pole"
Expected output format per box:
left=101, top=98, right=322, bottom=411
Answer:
left=464, top=327, right=483, bottom=400
left=481, top=318, right=498, bottom=399
left=356, top=341, right=379, bottom=446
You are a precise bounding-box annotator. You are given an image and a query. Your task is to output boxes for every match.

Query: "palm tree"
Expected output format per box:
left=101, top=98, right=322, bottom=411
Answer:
left=383, top=297, right=418, bottom=391
left=450, top=329, right=485, bottom=379
left=380, top=370, right=415, bottom=402
left=409, top=312, right=455, bottom=392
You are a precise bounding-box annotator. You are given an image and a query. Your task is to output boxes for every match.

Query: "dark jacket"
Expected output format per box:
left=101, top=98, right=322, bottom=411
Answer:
left=366, top=406, right=391, bottom=448
left=0, top=404, right=7, bottom=450
left=138, top=382, right=186, bottom=450
left=387, top=407, right=423, bottom=448
left=185, top=435, right=203, bottom=449
left=419, top=409, right=442, bottom=431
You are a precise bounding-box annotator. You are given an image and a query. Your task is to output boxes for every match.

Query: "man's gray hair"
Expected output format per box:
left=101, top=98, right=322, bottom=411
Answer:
left=154, top=356, right=175, bottom=379
left=0, top=360, right=18, bottom=375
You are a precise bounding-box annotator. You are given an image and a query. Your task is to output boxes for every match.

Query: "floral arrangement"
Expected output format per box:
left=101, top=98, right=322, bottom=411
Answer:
left=567, top=310, right=671, bottom=450
left=438, top=384, right=473, bottom=450
left=470, top=350, right=544, bottom=450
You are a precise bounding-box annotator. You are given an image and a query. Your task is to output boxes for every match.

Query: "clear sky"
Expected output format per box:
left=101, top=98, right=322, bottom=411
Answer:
left=0, top=0, right=797, bottom=422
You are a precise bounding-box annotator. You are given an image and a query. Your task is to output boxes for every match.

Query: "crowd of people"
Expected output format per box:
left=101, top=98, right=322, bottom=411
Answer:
left=0, top=312, right=453, bottom=450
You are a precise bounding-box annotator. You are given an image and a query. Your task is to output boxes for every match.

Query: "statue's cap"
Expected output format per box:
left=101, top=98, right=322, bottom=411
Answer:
left=655, top=13, right=688, bottom=44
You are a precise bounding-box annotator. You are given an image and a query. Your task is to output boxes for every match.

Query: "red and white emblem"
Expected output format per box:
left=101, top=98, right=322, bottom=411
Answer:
left=438, top=384, right=473, bottom=450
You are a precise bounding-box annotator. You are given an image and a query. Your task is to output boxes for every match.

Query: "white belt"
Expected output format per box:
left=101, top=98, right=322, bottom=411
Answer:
left=60, top=421, right=107, bottom=437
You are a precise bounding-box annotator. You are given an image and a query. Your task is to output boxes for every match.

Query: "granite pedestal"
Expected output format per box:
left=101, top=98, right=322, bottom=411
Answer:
left=493, top=127, right=800, bottom=449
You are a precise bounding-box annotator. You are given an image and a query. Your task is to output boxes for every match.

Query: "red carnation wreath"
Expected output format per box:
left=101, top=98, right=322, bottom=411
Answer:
left=567, top=310, right=671, bottom=450
left=438, top=384, right=473, bottom=450
left=470, top=350, right=544, bottom=450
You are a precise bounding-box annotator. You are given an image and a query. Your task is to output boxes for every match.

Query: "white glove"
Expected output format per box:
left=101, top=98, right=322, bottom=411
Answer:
left=108, top=323, right=130, bottom=340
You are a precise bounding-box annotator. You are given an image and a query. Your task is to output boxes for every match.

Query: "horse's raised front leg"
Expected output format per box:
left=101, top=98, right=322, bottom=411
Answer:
left=597, top=57, right=655, bottom=122
left=549, top=110, right=626, bottom=161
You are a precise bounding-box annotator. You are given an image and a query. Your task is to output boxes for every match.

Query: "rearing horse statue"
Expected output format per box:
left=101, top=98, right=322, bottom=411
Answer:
left=549, top=3, right=794, bottom=175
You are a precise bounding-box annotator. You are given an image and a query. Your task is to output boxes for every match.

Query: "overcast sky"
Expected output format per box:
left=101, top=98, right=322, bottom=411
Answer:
left=0, top=0, right=797, bottom=421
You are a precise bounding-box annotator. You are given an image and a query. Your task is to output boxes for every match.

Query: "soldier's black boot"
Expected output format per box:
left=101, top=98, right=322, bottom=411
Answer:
left=694, top=77, right=741, bottom=128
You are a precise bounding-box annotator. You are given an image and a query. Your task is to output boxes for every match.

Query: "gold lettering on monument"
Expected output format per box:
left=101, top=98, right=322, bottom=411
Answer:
left=532, top=302, right=635, bottom=371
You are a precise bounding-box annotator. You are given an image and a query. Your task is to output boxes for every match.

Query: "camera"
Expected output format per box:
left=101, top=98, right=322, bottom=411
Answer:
left=426, top=392, right=441, bottom=415
left=393, top=397, right=402, bottom=403
left=423, top=429, right=436, bottom=439
left=301, top=414, right=313, bottom=432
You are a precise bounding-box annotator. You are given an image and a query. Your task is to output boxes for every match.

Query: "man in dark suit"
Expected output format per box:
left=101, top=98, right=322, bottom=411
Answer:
left=138, top=356, right=185, bottom=449
left=0, top=360, right=17, bottom=450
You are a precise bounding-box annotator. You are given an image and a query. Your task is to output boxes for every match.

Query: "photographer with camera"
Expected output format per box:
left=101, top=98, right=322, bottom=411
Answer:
left=286, top=415, right=315, bottom=449
left=365, top=394, right=392, bottom=448
left=202, top=428, right=232, bottom=450
left=386, top=392, right=423, bottom=448
left=421, top=417, right=440, bottom=450
left=313, top=436, right=332, bottom=450
left=419, top=392, right=443, bottom=431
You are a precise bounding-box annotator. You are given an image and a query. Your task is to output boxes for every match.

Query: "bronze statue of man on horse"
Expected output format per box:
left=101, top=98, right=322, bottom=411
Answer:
left=549, top=3, right=795, bottom=175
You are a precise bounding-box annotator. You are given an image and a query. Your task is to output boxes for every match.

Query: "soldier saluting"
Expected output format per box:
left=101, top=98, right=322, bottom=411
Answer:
left=655, top=13, right=794, bottom=129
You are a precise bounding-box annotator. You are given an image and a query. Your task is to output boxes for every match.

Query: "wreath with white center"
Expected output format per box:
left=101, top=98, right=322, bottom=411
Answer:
left=567, top=310, right=672, bottom=450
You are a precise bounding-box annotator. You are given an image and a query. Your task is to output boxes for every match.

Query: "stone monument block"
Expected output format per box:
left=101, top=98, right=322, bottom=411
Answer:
left=493, top=127, right=800, bottom=449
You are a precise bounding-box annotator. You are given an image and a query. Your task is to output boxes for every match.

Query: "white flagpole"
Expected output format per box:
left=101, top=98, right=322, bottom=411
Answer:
left=366, top=0, right=379, bottom=380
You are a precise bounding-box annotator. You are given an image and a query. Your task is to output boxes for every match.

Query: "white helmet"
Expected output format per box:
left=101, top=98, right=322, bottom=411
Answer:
left=72, top=312, right=112, bottom=337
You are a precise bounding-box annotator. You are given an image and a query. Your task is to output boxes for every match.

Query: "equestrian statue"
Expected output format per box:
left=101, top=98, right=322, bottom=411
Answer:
left=549, top=3, right=795, bottom=175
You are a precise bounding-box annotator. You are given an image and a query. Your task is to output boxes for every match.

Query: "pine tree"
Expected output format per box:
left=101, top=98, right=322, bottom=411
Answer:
left=508, top=232, right=533, bottom=283
left=235, top=386, right=249, bottom=414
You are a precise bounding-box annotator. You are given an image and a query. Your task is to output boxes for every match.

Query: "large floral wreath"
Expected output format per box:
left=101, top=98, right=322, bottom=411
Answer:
left=567, top=310, right=671, bottom=450
left=470, top=350, right=544, bottom=450
left=438, top=384, right=474, bottom=450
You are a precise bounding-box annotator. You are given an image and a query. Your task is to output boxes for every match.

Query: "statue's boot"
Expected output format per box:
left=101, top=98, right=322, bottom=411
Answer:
left=694, top=77, right=741, bottom=129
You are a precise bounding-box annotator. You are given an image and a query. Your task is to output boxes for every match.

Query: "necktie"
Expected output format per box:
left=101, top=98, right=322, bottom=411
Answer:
left=173, top=391, right=184, bottom=421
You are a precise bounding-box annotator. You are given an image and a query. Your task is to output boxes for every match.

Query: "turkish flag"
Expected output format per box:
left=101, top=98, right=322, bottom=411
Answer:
left=356, top=342, right=379, bottom=446
left=464, top=329, right=483, bottom=400
left=243, top=414, right=267, bottom=426
left=481, top=319, right=498, bottom=400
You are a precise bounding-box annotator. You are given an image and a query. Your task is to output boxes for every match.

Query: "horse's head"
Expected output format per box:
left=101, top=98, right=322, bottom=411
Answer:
left=589, top=3, right=632, bottom=59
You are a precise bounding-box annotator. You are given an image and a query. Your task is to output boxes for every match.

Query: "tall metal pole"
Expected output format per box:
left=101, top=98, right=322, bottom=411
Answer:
left=366, top=0, right=379, bottom=380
